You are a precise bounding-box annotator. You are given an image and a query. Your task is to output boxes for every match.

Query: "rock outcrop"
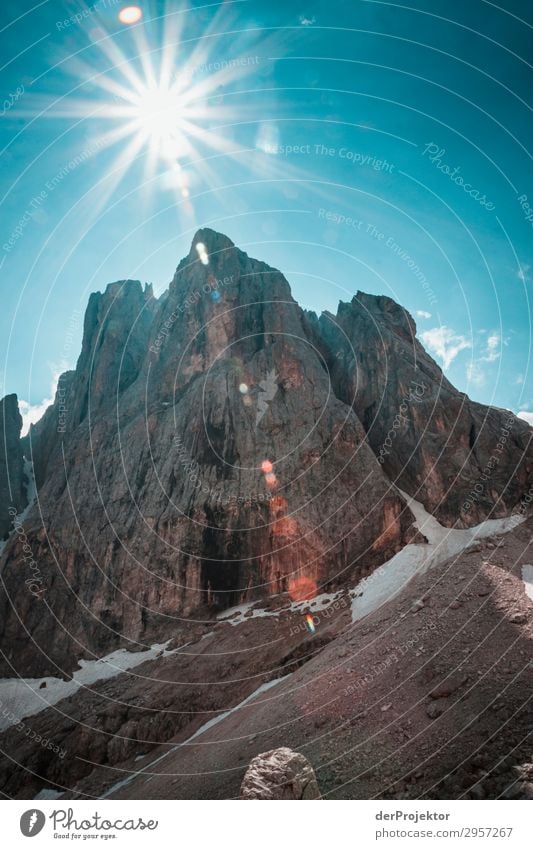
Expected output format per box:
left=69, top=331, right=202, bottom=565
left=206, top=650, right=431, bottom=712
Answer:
left=240, top=747, right=321, bottom=799
left=318, top=293, right=533, bottom=525
left=0, top=394, right=26, bottom=539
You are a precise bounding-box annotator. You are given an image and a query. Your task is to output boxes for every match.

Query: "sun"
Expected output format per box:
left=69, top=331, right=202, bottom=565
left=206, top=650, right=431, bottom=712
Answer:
left=125, top=81, right=187, bottom=160
left=134, top=85, right=181, bottom=144
left=20, top=11, right=299, bottom=225
left=24, top=10, right=261, bottom=220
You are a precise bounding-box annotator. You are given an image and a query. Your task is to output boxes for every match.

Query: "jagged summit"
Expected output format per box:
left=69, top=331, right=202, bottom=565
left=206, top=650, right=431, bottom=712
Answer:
left=329, top=291, right=418, bottom=341
left=191, top=226, right=236, bottom=252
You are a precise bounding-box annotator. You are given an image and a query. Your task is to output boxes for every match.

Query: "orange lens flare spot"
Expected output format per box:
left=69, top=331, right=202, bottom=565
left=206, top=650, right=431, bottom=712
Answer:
left=261, top=459, right=273, bottom=474
left=269, top=495, right=287, bottom=513
left=265, top=472, right=277, bottom=487
left=272, top=516, right=298, bottom=536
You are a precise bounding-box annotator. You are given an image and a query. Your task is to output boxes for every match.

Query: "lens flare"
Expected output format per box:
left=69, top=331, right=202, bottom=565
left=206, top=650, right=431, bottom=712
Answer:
left=27, top=11, right=273, bottom=225
left=118, top=6, right=143, bottom=25
left=261, top=459, right=273, bottom=474
left=239, top=383, right=249, bottom=394
left=269, top=495, right=287, bottom=513
left=272, top=516, right=298, bottom=536
left=195, top=242, right=209, bottom=265
left=288, top=575, right=317, bottom=602
left=305, top=614, right=316, bottom=633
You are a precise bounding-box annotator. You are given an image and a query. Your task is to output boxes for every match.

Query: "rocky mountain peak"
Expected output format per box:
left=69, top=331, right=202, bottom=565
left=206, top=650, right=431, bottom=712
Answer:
left=336, top=291, right=417, bottom=340
left=69, top=278, right=156, bottom=427
left=0, top=230, right=531, bottom=679
left=191, top=226, right=236, bottom=254
left=0, top=393, right=22, bottom=428
left=322, top=292, right=532, bottom=525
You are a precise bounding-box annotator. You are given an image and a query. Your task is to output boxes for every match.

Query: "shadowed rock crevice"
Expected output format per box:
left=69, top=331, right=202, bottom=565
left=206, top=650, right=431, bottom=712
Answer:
left=0, top=394, right=27, bottom=539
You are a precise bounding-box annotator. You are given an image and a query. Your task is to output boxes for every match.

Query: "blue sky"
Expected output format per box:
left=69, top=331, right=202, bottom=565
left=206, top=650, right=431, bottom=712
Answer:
left=1, top=0, right=532, bottom=431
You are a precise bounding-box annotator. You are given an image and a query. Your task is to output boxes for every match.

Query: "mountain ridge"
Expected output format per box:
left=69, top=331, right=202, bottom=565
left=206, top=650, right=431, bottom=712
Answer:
left=0, top=228, right=531, bottom=680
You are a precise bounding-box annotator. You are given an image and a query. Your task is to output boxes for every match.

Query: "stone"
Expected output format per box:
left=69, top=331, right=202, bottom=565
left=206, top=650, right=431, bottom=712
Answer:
left=426, top=701, right=445, bottom=719
left=429, top=673, right=468, bottom=699
left=239, top=747, right=321, bottom=799
left=509, top=612, right=528, bottom=624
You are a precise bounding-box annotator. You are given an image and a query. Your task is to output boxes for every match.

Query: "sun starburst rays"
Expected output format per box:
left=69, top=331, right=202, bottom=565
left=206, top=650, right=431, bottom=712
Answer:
left=19, top=11, right=261, bottom=219
left=15, top=11, right=311, bottom=229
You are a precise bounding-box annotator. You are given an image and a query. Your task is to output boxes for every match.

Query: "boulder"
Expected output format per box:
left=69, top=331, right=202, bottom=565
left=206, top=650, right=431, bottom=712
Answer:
left=240, top=747, right=321, bottom=799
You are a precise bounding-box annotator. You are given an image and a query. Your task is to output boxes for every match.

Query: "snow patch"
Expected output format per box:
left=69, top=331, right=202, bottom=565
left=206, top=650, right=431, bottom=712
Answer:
left=21, top=456, right=37, bottom=519
left=217, top=496, right=524, bottom=631
left=522, top=564, right=533, bottom=602
left=185, top=676, right=287, bottom=745
left=101, top=674, right=290, bottom=798
left=0, top=640, right=186, bottom=732
left=217, top=591, right=343, bottom=627
left=33, top=788, right=63, bottom=800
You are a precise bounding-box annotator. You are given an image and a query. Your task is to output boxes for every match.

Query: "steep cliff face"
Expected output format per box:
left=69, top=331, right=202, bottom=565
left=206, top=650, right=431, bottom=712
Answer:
left=68, top=278, right=157, bottom=430
left=0, top=231, right=414, bottom=677
left=1, top=232, right=531, bottom=678
left=24, top=280, right=157, bottom=490
left=0, top=394, right=26, bottom=540
left=22, top=372, right=75, bottom=489
left=319, top=293, right=533, bottom=526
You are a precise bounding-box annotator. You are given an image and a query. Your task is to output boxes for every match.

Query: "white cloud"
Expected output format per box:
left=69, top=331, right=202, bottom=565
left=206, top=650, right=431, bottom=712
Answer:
left=19, top=370, right=61, bottom=436
left=464, top=330, right=505, bottom=388
left=481, top=331, right=501, bottom=363
left=19, top=397, right=53, bottom=436
left=517, top=411, right=533, bottom=426
left=255, top=122, right=280, bottom=154
left=421, top=326, right=471, bottom=370
left=415, top=310, right=432, bottom=319
left=466, top=361, right=486, bottom=387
